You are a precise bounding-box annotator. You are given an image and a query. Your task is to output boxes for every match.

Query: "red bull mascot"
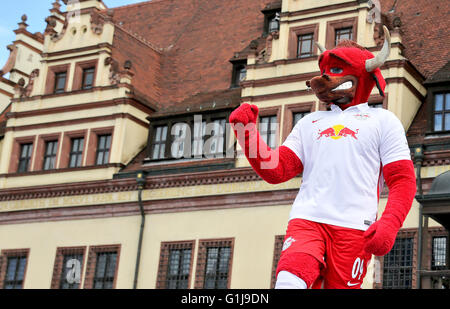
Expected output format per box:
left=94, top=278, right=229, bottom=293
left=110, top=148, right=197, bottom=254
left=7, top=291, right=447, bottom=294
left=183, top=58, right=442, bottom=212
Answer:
left=229, top=26, right=416, bottom=289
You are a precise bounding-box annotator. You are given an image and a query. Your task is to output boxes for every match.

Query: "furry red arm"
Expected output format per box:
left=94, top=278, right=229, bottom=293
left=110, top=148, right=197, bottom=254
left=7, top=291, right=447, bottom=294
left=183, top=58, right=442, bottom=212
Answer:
left=363, top=159, right=416, bottom=256
left=229, top=103, right=303, bottom=184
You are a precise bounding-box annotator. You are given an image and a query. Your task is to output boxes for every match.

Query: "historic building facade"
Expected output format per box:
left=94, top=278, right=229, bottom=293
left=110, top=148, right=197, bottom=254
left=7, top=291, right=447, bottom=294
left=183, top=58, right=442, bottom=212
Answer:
left=0, top=0, right=448, bottom=289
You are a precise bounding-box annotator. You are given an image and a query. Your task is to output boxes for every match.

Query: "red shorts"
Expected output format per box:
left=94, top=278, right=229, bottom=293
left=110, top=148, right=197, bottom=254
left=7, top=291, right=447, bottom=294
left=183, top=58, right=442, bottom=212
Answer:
left=277, top=218, right=372, bottom=289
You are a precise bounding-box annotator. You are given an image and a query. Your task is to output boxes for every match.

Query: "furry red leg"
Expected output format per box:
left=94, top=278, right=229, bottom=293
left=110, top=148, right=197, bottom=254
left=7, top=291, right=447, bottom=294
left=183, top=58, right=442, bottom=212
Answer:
left=276, top=252, right=321, bottom=288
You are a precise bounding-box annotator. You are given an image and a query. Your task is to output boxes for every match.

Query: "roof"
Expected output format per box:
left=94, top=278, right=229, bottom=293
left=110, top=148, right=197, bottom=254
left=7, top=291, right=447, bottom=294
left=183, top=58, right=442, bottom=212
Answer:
left=109, top=0, right=269, bottom=110
left=380, top=0, right=450, bottom=78
left=428, top=170, right=450, bottom=195
left=148, top=88, right=241, bottom=119
left=106, top=0, right=449, bottom=112
left=110, top=23, right=162, bottom=106
left=424, top=61, right=450, bottom=85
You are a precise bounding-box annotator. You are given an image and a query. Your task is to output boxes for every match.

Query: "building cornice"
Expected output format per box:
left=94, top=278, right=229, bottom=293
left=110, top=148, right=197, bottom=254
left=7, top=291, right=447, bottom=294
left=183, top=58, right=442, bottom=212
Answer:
left=6, top=97, right=154, bottom=120
left=0, top=187, right=298, bottom=225
left=41, top=43, right=113, bottom=60
left=0, top=163, right=124, bottom=180
left=4, top=112, right=148, bottom=132
left=0, top=167, right=262, bottom=202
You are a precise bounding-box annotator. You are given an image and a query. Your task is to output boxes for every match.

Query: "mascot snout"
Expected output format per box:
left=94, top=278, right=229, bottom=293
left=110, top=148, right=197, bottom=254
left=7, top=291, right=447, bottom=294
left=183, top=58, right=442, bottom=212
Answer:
left=307, top=75, right=358, bottom=105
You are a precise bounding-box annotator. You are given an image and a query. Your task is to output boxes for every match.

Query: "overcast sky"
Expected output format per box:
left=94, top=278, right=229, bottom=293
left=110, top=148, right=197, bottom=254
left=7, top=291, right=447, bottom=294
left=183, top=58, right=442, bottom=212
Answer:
left=0, top=0, right=146, bottom=69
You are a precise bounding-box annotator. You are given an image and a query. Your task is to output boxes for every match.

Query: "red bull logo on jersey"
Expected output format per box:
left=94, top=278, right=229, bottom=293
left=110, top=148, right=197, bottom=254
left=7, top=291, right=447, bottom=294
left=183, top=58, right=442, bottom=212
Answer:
left=317, top=125, right=359, bottom=140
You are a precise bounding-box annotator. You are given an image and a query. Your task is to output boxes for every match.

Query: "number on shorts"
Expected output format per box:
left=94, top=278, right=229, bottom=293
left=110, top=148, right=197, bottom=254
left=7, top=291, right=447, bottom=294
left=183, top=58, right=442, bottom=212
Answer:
left=351, top=257, right=364, bottom=280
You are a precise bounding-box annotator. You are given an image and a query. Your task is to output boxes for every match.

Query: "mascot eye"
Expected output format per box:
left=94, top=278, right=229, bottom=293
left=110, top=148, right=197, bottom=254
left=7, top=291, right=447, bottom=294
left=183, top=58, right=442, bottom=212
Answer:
left=330, top=67, right=343, bottom=74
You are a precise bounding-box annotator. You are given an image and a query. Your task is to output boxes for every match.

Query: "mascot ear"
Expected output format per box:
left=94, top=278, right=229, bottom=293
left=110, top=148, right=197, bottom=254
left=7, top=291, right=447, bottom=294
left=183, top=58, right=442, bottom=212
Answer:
left=372, top=70, right=386, bottom=97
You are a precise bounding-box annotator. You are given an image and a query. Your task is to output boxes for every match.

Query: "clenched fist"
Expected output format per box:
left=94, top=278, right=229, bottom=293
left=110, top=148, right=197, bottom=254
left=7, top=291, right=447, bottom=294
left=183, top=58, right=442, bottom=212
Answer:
left=229, top=103, right=259, bottom=126
left=363, top=216, right=398, bottom=256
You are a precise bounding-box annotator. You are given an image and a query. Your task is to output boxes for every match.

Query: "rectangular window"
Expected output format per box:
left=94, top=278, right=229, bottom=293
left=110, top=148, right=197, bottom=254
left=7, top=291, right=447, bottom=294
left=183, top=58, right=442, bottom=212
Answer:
left=206, top=119, right=226, bottom=157
left=263, top=10, right=281, bottom=36
left=167, top=249, right=192, bottom=289
left=51, top=247, right=85, bottom=289
left=195, top=239, right=234, bottom=289
left=204, top=246, right=232, bottom=289
left=231, top=62, right=247, bottom=88
left=156, top=241, right=194, bottom=289
left=54, top=71, right=67, bottom=94
left=235, top=66, right=246, bottom=85
left=335, top=27, right=353, bottom=46
left=432, top=236, right=447, bottom=270
left=59, top=253, right=84, bottom=289
left=297, top=33, right=314, bottom=58
left=43, top=140, right=58, bottom=170
left=288, top=24, right=319, bottom=59
left=151, top=126, right=168, bottom=160
left=69, top=137, right=84, bottom=168
left=92, top=251, right=117, bottom=289
left=382, top=237, right=413, bottom=289
left=192, top=121, right=206, bottom=158
left=4, top=256, right=27, bottom=289
left=1, top=250, right=29, bottom=289
left=147, top=112, right=230, bottom=162
left=96, top=134, right=111, bottom=165
left=259, top=115, right=278, bottom=149
left=17, top=143, right=33, bottom=173
left=170, top=118, right=227, bottom=159
left=84, top=245, right=120, bottom=289
left=434, top=93, right=450, bottom=132
left=81, top=67, right=95, bottom=90
left=171, top=123, right=189, bottom=159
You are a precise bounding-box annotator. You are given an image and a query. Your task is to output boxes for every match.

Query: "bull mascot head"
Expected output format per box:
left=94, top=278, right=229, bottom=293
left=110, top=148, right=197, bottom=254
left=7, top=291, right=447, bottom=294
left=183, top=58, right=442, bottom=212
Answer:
left=306, top=26, right=391, bottom=110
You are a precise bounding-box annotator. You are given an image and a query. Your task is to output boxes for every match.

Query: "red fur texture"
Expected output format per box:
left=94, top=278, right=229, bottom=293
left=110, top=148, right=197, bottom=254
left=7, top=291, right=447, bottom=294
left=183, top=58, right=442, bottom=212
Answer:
left=276, top=252, right=321, bottom=288
left=363, top=160, right=417, bottom=256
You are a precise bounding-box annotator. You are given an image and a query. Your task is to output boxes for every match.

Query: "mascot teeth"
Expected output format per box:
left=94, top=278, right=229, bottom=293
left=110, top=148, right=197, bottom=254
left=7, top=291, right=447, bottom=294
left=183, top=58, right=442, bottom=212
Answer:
left=332, top=81, right=353, bottom=91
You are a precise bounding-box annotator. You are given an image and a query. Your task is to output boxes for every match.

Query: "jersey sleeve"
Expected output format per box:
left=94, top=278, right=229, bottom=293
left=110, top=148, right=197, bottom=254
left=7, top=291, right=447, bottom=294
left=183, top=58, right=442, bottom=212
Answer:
left=282, top=119, right=304, bottom=163
left=379, top=111, right=412, bottom=166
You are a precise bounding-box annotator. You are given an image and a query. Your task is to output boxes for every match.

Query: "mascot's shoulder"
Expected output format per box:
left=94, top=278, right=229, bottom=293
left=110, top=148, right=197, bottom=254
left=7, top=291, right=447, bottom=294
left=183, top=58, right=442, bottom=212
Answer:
left=371, top=107, right=399, bottom=120
left=369, top=107, right=404, bottom=129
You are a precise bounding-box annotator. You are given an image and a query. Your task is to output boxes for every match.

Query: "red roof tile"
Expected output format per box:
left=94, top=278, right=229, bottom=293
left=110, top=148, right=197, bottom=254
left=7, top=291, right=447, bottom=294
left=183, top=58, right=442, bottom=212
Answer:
left=110, top=0, right=269, bottom=109
left=380, top=0, right=450, bottom=78
left=111, top=24, right=162, bottom=105
left=107, top=0, right=449, bottom=111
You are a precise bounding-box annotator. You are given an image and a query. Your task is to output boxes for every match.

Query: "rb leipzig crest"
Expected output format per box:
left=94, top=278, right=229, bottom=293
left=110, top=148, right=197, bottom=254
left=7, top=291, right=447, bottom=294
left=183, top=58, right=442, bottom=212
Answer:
left=317, top=125, right=359, bottom=140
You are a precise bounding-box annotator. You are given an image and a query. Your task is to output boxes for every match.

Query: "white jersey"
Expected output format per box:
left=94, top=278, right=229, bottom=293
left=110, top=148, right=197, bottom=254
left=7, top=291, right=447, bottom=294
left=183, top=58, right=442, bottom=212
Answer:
left=282, top=103, right=412, bottom=231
